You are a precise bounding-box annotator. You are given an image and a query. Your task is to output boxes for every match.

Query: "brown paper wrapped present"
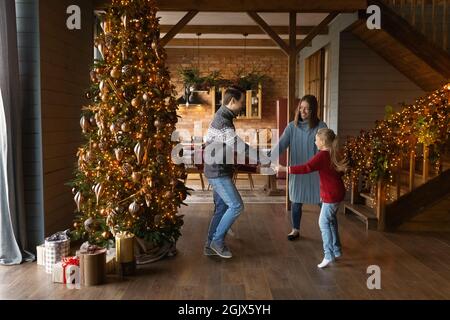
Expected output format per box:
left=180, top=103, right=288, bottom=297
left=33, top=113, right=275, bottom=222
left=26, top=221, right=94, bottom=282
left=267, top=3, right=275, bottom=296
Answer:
left=77, top=242, right=106, bottom=286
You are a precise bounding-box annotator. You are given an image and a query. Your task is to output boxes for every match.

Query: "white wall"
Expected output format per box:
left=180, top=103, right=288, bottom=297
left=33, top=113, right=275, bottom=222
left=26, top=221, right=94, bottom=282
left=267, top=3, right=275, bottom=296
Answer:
left=338, top=32, right=424, bottom=142
left=298, top=13, right=358, bottom=132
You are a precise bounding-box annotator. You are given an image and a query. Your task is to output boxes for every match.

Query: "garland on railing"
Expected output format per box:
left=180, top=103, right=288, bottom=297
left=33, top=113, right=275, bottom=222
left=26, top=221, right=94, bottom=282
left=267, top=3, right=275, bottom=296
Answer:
left=342, top=83, right=450, bottom=196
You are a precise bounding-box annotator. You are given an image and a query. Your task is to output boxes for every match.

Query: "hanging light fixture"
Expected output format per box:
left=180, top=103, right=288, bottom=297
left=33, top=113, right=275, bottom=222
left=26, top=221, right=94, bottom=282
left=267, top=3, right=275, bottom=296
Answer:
left=177, top=33, right=204, bottom=106
left=243, top=32, right=248, bottom=75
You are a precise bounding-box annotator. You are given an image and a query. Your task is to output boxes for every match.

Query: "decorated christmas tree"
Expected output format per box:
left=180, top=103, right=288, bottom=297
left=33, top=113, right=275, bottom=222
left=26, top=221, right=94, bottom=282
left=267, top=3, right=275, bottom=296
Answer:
left=69, top=0, right=189, bottom=248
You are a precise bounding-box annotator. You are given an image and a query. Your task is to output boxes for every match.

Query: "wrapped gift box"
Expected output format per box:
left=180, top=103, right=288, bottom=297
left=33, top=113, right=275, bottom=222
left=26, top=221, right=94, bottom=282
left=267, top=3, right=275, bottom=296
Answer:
left=52, top=256, right=80, bottom=284
left=36, top=244, right=45, bottom=266
left=77, top=242, right=107, bottom=286
left=45, top=230, right=70, bottom=274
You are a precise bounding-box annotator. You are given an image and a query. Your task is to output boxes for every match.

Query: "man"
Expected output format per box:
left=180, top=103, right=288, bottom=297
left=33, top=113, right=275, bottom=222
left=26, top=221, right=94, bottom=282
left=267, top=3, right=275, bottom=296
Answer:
left=203, top=86, right=270, bottom=259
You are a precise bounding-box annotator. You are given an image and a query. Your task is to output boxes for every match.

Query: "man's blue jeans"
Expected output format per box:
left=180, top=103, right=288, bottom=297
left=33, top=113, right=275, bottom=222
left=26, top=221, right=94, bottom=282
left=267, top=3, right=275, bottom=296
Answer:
left=206, top=176, right=244, bottom=247
left=318, top=203, right=342, bottom=261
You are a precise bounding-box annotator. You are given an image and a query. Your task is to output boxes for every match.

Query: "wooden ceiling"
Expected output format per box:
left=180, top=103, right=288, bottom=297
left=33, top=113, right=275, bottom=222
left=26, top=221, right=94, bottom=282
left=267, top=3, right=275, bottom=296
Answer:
left=94, top=0, right=366, bottom=49
left=94, top=0, right=366, bottom=12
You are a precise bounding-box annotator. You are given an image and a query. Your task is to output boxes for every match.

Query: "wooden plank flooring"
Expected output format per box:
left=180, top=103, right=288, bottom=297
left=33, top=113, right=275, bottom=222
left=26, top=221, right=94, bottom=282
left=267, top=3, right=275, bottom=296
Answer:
left=1, top=203, right=450, bottom=300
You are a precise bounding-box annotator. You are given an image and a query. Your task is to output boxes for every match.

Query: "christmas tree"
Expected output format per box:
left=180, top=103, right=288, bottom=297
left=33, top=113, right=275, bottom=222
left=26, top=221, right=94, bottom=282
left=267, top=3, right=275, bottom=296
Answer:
left=69, top=0, right=189, bottom=247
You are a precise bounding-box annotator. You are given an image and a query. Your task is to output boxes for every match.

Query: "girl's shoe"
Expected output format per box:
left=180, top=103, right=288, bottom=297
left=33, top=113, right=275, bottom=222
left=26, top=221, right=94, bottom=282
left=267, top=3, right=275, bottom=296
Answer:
left=317, top=258, right=332, bottom=268
left=287, top=230, right=300, bottom=241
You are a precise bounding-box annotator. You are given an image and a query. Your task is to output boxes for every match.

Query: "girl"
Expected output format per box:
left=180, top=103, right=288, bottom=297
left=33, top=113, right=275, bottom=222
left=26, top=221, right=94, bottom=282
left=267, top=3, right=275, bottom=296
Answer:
left=288, top=128, right=347, bottom=268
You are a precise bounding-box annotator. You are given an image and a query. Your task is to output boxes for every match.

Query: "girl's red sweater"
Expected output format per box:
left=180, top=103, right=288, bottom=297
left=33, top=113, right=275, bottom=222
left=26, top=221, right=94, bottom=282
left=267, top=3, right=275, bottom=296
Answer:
left=289, top=150, right=346, bottom=203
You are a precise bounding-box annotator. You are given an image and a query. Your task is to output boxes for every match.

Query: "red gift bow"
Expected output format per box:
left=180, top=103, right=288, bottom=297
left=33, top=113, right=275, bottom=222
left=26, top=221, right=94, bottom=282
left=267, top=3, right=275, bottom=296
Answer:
left=62, top=256, right=79, bottom=284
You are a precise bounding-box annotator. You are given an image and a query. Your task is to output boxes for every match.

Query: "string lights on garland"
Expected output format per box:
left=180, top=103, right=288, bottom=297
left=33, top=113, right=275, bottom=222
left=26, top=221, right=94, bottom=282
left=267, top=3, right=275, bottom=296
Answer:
left=343, top=82, right=450, bottom=203
left=68, top=0, right=190, bottom=247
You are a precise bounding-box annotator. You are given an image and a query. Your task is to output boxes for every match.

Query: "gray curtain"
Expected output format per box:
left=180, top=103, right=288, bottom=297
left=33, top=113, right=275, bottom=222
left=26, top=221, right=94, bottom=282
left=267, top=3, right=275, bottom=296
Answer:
left=0, top=0, right=34, bottom=265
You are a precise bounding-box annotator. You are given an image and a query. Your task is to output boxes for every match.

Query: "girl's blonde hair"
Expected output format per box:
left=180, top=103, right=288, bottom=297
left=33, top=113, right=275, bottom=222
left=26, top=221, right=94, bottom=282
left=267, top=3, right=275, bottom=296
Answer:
left=316, top=128, right=347, bottom=172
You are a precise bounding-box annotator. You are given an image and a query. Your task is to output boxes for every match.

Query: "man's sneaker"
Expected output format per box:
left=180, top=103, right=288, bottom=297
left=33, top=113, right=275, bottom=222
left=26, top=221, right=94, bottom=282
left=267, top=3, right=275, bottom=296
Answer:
left=210, top=241, right=232, bottom=259
left=204, top=246, right=217, bottom=256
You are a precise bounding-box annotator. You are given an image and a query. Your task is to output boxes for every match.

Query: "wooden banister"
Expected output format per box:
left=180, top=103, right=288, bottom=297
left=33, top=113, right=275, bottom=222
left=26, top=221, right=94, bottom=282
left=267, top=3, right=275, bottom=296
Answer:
left=409, top=149, right=416, bottom=191
left=350, top=178, right=360, bottom=204
left=423, top=144, right=430, bottom=181
left=376, top=180, right=387, bottom=231
left=396, top=157, right=402, bottom=199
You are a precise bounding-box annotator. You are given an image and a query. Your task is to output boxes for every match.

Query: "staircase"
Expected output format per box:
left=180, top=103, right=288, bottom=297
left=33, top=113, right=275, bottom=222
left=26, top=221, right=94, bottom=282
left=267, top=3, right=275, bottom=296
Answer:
left=343, top=84, right=450, bottom=232
left=347, top=0, right=450, bottom=91
left=344, top=151, right=450, bottom=231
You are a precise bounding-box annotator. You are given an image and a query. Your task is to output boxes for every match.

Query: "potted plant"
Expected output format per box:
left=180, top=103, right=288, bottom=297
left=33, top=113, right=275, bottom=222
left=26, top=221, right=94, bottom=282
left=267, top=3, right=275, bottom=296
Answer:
left=233, top=68, right=272, bottom=90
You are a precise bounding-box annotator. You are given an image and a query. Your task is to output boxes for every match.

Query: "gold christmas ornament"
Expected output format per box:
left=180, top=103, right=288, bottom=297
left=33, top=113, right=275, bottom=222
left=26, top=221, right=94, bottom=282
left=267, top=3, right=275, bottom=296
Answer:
left=99, top=80, right=107, bottom=93
left=128, top=201, right=140, bottom=215
left=110, top=123, right=118, bottom=133
left=90, top=70, right=98, bottom=83
left=80, top=116, right=90, bottom=133
left=121, top=122, right=131, bottom=132
left=134, top=142, right=144, bottom=164
left=131, top=97, right=141, bottom=107
left=131, top=172, right=142, bottom=182
left=110, top=67, right=121, bottom=79
left=105, top=20, right=113, bottom=34
left=115, top=148, right=124, bottom=161
left=101, top=93, right=109, bottom=102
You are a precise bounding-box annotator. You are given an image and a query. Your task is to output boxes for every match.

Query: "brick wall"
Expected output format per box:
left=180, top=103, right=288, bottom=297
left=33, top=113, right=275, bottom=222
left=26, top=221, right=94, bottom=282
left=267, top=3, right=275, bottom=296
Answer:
left=166, top=48, right=288, bottom=139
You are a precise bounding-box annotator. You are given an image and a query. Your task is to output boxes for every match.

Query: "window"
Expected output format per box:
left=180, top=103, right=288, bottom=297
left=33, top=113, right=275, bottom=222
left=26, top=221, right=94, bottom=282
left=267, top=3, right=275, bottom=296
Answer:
left=304, top=46, right=331, bottom=124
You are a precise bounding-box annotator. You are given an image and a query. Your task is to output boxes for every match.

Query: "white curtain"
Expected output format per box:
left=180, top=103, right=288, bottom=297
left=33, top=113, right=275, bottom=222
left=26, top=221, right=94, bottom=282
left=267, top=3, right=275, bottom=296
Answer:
left=0, top=0, right=34, bottom=265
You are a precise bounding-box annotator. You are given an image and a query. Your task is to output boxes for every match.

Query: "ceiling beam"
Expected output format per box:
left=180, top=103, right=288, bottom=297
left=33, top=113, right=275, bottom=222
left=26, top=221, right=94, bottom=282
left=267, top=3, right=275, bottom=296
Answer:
left=159, top=25, right=328, bottom=35
left=160, top=10, right=198, bottom=46
left=165, top=38, right=308, bottom=48
left=247, top=12, right=290, bottom=54
left=94, top=0, right=366, bottom=12
left=295, top=12, right=339, bottom=54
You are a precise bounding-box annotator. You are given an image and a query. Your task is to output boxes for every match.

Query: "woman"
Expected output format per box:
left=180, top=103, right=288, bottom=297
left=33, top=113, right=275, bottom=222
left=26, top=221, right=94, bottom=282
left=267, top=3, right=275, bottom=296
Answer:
left=270, top=95, right=327, bottom=240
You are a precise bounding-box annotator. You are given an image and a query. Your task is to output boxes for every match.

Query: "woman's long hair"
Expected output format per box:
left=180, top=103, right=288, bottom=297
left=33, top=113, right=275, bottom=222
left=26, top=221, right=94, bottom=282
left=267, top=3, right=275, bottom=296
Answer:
left=294, top=95, right=320, bottom=129
left=316, top=128, right=347, bottom=173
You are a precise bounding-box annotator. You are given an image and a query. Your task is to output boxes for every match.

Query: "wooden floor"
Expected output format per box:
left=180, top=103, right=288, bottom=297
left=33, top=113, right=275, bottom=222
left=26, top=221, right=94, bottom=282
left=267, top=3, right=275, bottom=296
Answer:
left=1, top=203, right=450, bottom=300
